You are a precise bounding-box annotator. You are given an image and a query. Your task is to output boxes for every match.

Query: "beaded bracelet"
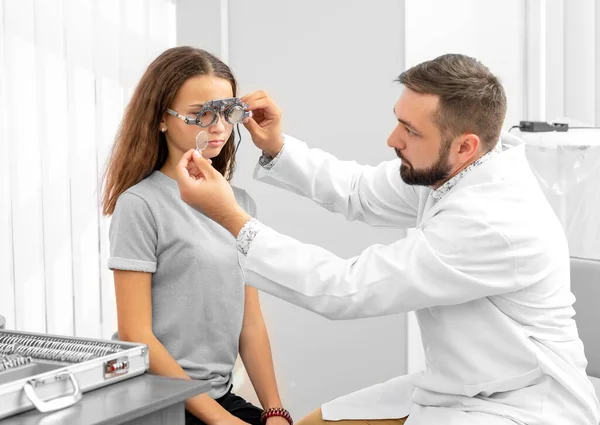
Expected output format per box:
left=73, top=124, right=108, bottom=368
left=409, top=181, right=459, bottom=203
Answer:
left=261, top=407, right=293, bottom=425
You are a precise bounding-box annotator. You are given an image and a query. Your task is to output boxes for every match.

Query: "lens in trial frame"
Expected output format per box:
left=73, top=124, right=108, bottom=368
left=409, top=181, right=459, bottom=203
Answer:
left=198, top=110, right=217, bottom=127
left=225, top=105, right=245, bottom=124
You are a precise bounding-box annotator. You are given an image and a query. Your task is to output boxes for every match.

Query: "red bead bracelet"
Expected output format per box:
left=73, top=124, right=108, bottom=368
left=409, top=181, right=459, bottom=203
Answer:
left=261, top=407, right=293, bottom=425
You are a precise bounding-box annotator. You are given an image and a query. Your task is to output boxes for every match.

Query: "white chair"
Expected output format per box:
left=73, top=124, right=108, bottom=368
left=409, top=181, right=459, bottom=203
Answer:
left=570, top=257, right=600, bottom=397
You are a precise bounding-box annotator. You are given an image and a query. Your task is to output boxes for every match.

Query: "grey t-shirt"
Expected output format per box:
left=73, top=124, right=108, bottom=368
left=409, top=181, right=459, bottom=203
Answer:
left=108, top=171, right=256, bottom=399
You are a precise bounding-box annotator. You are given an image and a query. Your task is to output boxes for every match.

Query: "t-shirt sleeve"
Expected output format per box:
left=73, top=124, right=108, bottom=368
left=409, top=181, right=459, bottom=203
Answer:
left=236, top=189, right=258, bottom=219
left=108, top=192, right=158, bottom=273
left=246, top=193, right=258, bottom=218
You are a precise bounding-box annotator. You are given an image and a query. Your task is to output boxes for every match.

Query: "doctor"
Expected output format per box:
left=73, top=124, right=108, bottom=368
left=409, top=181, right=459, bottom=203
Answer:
left=174, top=54, right=600, bottom=424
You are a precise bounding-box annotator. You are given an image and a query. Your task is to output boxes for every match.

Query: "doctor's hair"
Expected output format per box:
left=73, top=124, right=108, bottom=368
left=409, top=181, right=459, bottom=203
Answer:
left=397, top=53, right=506, bottom=152
left=102, top=46, right=239, bottom=216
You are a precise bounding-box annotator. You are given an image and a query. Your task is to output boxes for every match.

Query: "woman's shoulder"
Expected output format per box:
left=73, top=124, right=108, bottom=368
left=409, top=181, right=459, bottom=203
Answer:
left=120, top=172, right=164, bottom=198
left=114, top=172, right=163, bottom=211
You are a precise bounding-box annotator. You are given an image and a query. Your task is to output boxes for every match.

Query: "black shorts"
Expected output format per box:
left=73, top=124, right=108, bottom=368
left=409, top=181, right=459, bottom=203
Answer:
left=185, top=387, right=263, bottom=425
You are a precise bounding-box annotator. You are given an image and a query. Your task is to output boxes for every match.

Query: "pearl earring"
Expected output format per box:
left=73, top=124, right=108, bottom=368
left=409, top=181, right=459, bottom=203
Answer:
left=161, top=127, right=167, bottom=132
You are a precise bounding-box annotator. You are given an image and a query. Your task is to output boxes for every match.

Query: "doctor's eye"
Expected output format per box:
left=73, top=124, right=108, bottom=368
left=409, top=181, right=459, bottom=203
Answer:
left=405, top=126, right=417, bottom=137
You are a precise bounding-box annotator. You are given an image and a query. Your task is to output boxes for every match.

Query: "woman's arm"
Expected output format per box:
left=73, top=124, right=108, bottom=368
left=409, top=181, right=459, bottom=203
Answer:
left=114, top=270, right=246, bottom=425
left=238, top=286, right=284, bottom=411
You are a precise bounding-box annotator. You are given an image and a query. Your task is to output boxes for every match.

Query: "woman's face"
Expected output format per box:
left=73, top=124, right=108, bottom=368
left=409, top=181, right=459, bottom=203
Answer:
left=162, top=75, right=234, bottom=160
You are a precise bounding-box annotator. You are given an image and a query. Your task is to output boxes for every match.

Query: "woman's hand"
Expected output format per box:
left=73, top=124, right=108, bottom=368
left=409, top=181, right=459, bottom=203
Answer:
left=214, top=413, right=252, bottom=425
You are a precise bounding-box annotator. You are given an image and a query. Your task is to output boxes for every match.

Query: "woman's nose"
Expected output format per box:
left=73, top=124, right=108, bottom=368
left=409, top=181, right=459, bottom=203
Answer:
left=208, top=114, right=226, bottom=133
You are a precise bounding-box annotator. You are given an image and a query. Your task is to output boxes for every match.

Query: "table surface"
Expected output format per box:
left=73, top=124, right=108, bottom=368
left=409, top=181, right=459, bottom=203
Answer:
left=0, top=373, right=208, bottom=425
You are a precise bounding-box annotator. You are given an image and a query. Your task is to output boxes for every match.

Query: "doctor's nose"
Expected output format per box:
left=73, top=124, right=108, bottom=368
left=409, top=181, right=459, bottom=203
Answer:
left=387, top=127, right=406, bottom=150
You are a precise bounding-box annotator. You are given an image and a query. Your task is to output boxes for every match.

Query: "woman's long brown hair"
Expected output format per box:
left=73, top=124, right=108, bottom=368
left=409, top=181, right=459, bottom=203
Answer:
left=102, top=46, right=239, bottom=216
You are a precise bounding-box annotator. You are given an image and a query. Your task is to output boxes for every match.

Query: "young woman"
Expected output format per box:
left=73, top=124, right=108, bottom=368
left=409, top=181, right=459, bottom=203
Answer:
left=102, top=46, right=290, bottom=425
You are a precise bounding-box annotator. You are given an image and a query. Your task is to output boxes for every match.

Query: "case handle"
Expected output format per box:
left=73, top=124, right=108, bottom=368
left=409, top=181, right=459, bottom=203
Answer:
left=23, top=371, right=82, bottom=413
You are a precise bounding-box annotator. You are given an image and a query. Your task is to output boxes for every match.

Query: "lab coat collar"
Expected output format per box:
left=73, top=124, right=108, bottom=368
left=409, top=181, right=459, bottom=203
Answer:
left=431, top=131, right=523, bottom=203
left=419, top=132, right=526, bottom=224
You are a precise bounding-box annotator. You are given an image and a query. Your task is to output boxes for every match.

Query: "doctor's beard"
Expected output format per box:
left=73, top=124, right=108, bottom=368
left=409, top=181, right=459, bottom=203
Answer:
left=395, top=141, right=452, bottom=187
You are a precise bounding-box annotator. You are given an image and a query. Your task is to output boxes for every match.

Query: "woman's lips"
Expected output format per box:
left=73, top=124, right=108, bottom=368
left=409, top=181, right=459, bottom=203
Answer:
left=207, top=139, right=224, bottom=147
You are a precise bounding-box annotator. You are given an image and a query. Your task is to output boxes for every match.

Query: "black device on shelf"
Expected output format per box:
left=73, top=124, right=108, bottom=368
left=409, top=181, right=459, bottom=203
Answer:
left=517, top=121, right=569, bottom=132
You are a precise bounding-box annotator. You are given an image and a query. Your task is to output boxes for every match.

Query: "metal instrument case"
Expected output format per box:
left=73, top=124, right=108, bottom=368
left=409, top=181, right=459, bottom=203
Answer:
left=0, top=329, right=149, bottom=419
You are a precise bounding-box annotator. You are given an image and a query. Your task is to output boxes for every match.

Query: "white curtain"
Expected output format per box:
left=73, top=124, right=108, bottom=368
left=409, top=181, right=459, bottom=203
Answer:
left=0, top=0, right=176, bottom=338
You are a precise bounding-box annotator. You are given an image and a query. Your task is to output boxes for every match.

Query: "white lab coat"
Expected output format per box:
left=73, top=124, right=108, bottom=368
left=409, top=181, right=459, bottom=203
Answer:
left=240, top=132, right=600, bottom=425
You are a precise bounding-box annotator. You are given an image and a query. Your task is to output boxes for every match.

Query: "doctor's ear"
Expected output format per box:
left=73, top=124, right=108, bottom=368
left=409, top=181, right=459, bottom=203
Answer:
left=456, top=134, right=480, bottom=160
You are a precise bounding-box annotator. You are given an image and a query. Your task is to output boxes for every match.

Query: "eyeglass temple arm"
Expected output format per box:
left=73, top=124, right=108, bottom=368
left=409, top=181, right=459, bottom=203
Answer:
left=166, top=108, right=192, bottom=124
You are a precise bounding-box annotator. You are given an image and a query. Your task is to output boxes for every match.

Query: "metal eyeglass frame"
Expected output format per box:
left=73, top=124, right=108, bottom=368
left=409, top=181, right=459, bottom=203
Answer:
left=166, top=97, right=252, bottom=128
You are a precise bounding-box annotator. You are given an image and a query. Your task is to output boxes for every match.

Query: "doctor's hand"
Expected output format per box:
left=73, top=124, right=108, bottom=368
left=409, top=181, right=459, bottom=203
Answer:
left=175, top=149, right=252, bottom=237
left=241, top=91, right=284, bottom=158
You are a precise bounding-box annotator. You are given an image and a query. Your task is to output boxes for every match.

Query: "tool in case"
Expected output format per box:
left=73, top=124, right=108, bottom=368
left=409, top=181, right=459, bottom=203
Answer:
left=0, top=329, right=149, bottom=419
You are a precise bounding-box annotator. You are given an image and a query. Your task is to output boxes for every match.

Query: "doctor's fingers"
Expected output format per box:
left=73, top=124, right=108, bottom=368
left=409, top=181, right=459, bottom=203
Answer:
left=176, top=149, right=196, bottom=182
left=242, top=92, right=281, bottom=114
left=176, top=150, right=212, bottom=182
left=241, top=90, right=270, bottom=104
left=186, top=153, right=211, bottom=177
left=186, top=161, right=206, bottom=181
left=190, top=150, right=219, bottom=180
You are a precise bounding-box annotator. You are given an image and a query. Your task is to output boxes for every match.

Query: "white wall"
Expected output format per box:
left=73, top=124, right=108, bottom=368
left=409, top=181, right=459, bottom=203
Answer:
left=405, top=0, right=526, bottom=128
left=177, top=0, right=408, bottom=417
left=521, top=0, right=600, bottom=126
